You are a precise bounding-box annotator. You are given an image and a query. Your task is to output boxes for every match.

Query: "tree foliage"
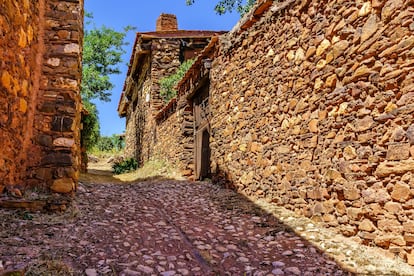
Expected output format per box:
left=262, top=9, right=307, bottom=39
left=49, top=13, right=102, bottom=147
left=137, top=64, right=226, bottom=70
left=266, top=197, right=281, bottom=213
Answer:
left=82, top=24, right=133, bottom=102
left=94, top=135, right=125, bottom=152
left=81, top=14, right=134, bottom=151
left=81, top=101, right=100, bottom=150
left=159, top=59, right=195, bottom=102
left=186, top=0, right=256, bottom=15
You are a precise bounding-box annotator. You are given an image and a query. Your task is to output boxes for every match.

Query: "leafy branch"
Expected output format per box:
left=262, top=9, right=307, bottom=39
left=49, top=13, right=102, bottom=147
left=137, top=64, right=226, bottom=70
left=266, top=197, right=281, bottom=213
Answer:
left=186, top=0, right=256, bottom=15
left=159, top=59, right=195, bottom=103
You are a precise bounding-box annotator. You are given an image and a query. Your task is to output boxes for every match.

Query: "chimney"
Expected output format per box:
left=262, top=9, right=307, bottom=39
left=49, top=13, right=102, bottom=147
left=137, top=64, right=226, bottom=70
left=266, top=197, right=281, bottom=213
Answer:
left=156, top=13, right=178, bottom=32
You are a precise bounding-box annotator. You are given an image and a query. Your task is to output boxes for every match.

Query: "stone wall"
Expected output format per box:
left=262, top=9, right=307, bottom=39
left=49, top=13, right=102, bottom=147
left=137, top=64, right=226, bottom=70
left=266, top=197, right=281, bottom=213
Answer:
left=135, top=38, right=182, bottom=165
left=143, top=38, right=215, bottom=169
left=149, top=39, right=219, bottom=179
left=154, top=97, right=196, bottom=177
left=150, top=39, right=182, bottom=112
left=123, top=38, right=181, bottom=163
left=0, top=0, right=83, bottom=194
left=153, top=107, right=184, bottom=169
left=125, top=77, right=151, bottom=165
left=210, top=0, right=414, bottom=261
left=121, top=25, right=218, bottom=166
left=125, top=104, right=139, bottom=159
left=0, top=0, right=40, bottom=191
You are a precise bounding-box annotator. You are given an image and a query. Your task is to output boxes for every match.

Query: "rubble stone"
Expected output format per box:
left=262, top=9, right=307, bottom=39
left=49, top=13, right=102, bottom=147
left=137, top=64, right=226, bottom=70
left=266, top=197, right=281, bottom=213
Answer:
left=50, top=178, right=75, bottom=194
left=0, top=0, right=82, bottom=193
left=391, top=183, right=411, bottom=202
left=119, top=0, right=414, bottom=263
left=359, top=219, right=375, bottom=232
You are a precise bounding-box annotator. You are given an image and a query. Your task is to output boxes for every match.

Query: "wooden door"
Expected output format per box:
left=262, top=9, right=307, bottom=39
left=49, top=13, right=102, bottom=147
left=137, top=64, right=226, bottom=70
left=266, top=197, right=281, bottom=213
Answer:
left=194, top=84, right=210, bottom=180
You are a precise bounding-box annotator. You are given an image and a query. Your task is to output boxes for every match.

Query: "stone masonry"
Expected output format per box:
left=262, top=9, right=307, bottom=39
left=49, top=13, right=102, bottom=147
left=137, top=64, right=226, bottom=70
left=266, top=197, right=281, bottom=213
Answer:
left=123, top=0, right=414, bottom=264
left=118, top=14, right=224, bottom=169
left=0, top=0, right=83, bottom=195
left=0, top=0, right=40, bottom=192
left=209, top=0, right=414, bottom=263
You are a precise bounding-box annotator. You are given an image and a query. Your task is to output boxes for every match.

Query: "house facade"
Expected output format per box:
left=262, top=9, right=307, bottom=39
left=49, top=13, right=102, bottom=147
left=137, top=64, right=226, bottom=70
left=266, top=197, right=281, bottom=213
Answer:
left=117, top=14, right=225, bottom=175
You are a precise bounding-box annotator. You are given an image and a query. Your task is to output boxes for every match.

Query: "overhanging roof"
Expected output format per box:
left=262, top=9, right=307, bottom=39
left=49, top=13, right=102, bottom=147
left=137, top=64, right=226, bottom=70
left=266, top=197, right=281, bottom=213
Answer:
left=117, top=29, right=227, bottom=117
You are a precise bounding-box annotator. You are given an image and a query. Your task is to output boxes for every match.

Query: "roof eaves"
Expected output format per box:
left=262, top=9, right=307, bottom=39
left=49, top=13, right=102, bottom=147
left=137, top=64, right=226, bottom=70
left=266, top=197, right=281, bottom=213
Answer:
left=139, top=30, right=227, bottom=39
left=176, top=36, right=219, bottom=97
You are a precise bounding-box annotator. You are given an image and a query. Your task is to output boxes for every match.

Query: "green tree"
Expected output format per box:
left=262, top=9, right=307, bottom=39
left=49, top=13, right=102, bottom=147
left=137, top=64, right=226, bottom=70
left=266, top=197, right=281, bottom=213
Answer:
left=82, top=24, right=133, bottom=102
left=186, top=0, right=256, bottom=15
left=81, top=13, right=134, bottom=150
left=112, top=134, right=125, bottom=151
left=81, top=101, right=100, bottom=151
left=93, top=134, right=124, bottom=152
left=95, top=136, right=114, bottom=152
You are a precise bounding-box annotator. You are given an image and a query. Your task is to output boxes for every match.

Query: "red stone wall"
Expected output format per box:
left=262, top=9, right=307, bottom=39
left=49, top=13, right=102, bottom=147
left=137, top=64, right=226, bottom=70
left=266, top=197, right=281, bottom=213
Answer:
left=125, top=56, right=195, bottom=174
left=128, top=38, right=182, bottom=166
left=210, top=0, right=414, bottom=261
left=154, top=98, right=196, bottom=177
left=150, top=39, right=182, bottom=112
left=154, top=111, right=184, bottom=167
left=0, top=0, right=41, bottom=191
left=125, top=76, right=152, bottom=164
left=27, top=0, right=83, bottom=193
left=0, top=0, right=83, bottom=194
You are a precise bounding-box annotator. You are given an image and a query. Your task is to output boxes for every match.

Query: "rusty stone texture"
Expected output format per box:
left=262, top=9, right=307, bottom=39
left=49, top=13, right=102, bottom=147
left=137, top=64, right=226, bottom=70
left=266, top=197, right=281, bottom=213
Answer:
left=122, top=24, right=216, bottom=169
left=119, top=0, right=414, bottom=264
left=207, top=0, right=414, bottom=263
left=156, top=13, right=178, bottom=32
left=154, top=99, right=195, bottom=177
left=0, top=0, right=83, bottom=194
left=0, top=0, right=40, bottom=189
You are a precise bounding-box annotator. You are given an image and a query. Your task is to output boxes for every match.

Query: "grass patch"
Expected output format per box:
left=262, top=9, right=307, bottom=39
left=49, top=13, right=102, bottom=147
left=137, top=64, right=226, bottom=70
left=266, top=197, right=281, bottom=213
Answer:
left=25, top=259, right=73, bottom=276
left=87, top=148, right=123, bottom=160
left=114, top=158, right=184, bottom=182
left=81, top=157, right=184, bottom=185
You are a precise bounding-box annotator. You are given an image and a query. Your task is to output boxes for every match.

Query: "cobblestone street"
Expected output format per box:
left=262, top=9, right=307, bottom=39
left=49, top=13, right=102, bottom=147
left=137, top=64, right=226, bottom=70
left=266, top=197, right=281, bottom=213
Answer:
left=1, top=177, right=347, bottom=275
left=1, top=176, right=413, bottom=275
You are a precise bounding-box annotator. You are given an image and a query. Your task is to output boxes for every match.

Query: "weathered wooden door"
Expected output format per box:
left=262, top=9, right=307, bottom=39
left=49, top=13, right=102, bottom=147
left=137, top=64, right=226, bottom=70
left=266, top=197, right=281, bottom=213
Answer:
left=194, top=84, right=210, bottom=180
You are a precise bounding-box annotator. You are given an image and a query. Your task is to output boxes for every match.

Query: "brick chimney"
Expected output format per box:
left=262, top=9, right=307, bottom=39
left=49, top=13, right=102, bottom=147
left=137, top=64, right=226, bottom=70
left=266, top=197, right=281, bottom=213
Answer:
left=156, top=13, right=178, bottom=32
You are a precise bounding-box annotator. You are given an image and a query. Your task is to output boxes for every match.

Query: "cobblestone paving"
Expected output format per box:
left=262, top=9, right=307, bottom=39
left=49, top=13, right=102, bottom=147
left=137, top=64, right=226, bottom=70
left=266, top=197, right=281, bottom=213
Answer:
left=1, top=180, right=350, bottom=275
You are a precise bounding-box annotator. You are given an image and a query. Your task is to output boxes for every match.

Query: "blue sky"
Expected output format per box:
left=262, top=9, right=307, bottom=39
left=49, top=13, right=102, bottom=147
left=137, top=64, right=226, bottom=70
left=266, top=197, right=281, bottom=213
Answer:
left=84, top=0, right=242, bottom=136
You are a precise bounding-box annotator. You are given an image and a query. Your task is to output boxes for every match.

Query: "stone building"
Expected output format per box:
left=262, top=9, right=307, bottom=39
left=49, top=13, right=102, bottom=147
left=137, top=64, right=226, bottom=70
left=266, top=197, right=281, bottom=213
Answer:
left=117, top=14, right=225, bottom=174
left=121, top=0, right=414, bottom=263
left=0, top=0, right=83, bottom=195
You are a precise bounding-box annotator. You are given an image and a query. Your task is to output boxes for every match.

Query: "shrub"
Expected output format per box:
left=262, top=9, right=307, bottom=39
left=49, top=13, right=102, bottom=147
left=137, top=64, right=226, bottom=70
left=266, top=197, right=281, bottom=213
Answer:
left=94, top=134, right=125, bottom=152
left=159, top=59, right=194, bottom=102
left=96, top=136, right=114, bottom=152
left=112, top=158, right=138, bottom=175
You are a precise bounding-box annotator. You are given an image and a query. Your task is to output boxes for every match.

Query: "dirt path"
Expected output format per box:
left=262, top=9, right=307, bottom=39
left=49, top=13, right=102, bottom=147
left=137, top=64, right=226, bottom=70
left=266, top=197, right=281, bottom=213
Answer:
left=1, top=169, right=413, bottom=275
